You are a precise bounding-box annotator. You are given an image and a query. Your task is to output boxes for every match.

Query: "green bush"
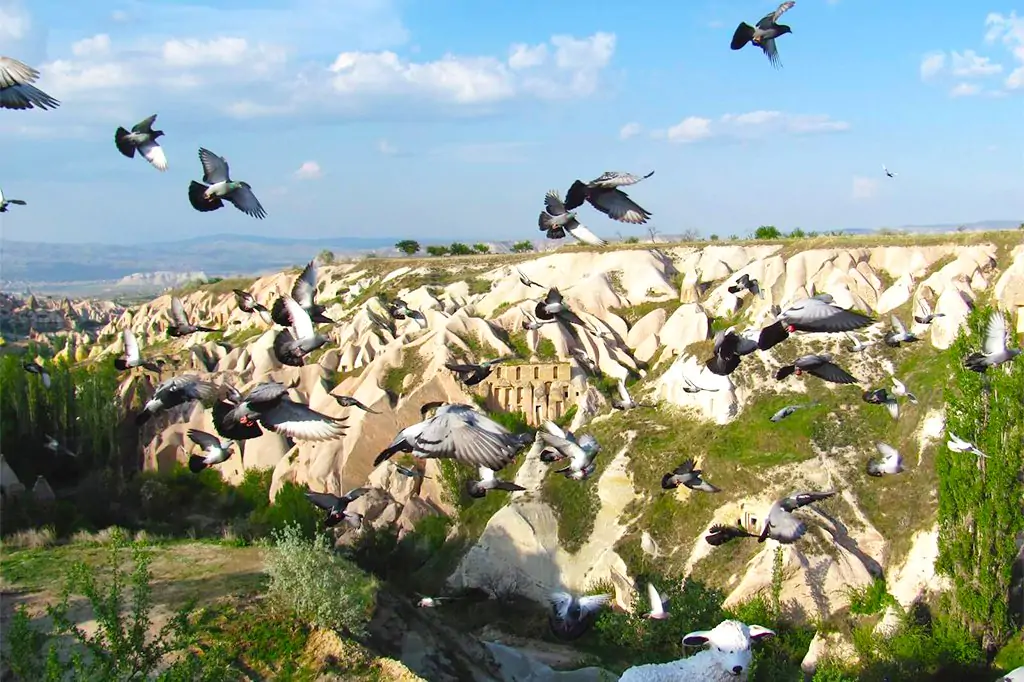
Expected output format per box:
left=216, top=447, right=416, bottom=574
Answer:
left=754, top=225, right=782, bottom=239
left=847, top=577, right=897, bottom=616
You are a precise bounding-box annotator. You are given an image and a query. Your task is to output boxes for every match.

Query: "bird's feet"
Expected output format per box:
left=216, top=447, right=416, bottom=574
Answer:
left=239, top=416, right=253, bottom=426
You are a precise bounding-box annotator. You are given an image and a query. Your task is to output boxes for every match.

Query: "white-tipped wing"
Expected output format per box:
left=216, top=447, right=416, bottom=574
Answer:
left=589, top=171, right=654, bottom=188
left=590, top=190, right=649, bottom=225
left=170, top=297, right=189, bottom=326
left=616, top=379, right=631, bottom=403
left=413, top=404, right=520, bottom=470
left=123, top=329, right=141, bottom=363
left=188, top=428, right=222, bottom=450
left=292, top=261, right=319, bottom=308
left=565, top=222, right=608, bottom=247
left=138, top=140, right=168, bottom=171
left=261, top=399, right=346, bottom=441
left=198, top=147, right=229, bottom=184
left=875, top=442, right=900, bottom=464
left=885, top=399, right=899, bottom=420
left=539, top=430, right=585, bottom=466
left=891, top=315, right=907, bottom=336
left=540, top=420, right=567, bottom=439
left=283, top=295, right=315, bottom=340
left=478, top=465, right=496, bottom=483
left=892, top=376, right=906, bottom=393
left=983, top=311, right=1008, bottom=356
left=578, top=594, right=611, bottom=616
left=647, top=583, right=666, bottom=617
left=225, top=184, right=266, bottom=220
left=917, top=298, right=932, bottom=318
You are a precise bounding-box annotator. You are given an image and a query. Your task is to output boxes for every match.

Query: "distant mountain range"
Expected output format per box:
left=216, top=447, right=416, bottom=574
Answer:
left=1, top=221, right=1019, bottom=296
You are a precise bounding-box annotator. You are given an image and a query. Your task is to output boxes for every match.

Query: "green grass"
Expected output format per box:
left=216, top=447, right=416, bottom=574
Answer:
left=381, top=349, right=426, bottom=397
left=609, top=299, right=682, bottom=327
left=536, top=338, right=557, bottom=361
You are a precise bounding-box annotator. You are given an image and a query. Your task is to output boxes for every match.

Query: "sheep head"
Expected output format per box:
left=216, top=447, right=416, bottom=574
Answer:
left=682, top=620, right=774, bottom=678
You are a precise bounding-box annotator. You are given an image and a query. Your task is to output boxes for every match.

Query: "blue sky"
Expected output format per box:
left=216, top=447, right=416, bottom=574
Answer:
left=0, top=0, right=1021, bottom=245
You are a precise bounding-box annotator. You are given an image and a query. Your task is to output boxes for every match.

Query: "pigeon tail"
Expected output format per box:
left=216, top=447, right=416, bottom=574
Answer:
left=114, top=127, right=136, bottom=159
left=142, top=361, right=162, bottom=373
left=758, top=321, right=789, bottom=350
left=661, top=473, right=680, bottom=490
left=188, top=455, right=209, bottom=473
left=534, top=301, right=555, bottom=321
left=964, top=353, right=989, bottom=373
left=135, top=410, right=152, bottom=426
left=113, top=357, right=129, bottom=371
left=188, top=181, right=222, bottom=212
left=731, top=22, right=756, bottom=50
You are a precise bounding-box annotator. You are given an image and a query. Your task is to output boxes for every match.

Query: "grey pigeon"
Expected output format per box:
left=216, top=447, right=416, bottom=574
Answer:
left=23, top=360, right=51, bottom=388
left=611, top=379, right=654, bottom=410
left=272, top=296, right=328, bottom=367
left=465, top=465, right=526, bottom=498
left=44, top=435, right=76, bottom=458
left=965, top=310, right=1021, bottom=372
left=136, top=375, right=217, bottom=426
left=0, top=57, right=59, bottom=110
left=213, top=380, right=347, bottom=442
left=705, top=328, right=759, bottom=376
left=862, top=388, right=899, bottom=420
left=884, top=315, right=919, bottom=347
left=845, top=331, right=871, bottom=353
left=445, top=356, right=516, bottom=386
left=730, top=1, right=796, bottom=69
left=305, top=487, right=368, bottom=528
left=114, top=115, right=167, bottom=171
left=890, top=376, right=917, bottom=404
left=564, top=171, right=654, bottom=225
left=522, top=312, right=558, bottom=331
left=538, top=190, right=608, bottom=246
left=530, top=422, right=577, bottom=463
left=548, top=592, right=611, bottom=641
left=393, top=463, right=429, bottom=479
left=947, top=432, right=987, bottom=459
left=644, top=583, right=670, bottom=620
left=114, top=329, right=162, bottom=373
left=708, top=490, right=836, bottom=545
left=515, top=266, right=545, bottom=288
left=188, top=147, right=266, bottom=219
left=570, top=347, right=601, bottom=377
left=186, top=429, right=234, bottom=473
left=776, top=354, right=857, bottom=384
left=682, top=375, right=719, bottom=393
left=914, top=298, right=944, bottom=325
left=332, top=395, right=379, bottom=414
left=661, top=458, right=720, bottom=493
left=0, top=187, right=27, bottom=212
left=416, top=596, right=457, bottom=608
left=167, top=296, right=219, bottom=337
left=758, top=295, right=874, bottom=351
left=534, top=287, right=588, bottom=328
left=388, top=298, right=428, bottom=329
left=541, top=430, right=600, bottom=481
left=728, top=273, right=764, bottom=299
left=234, top=289, right=272, bottom=324
left=271, top=261, right=333, bottom=325
left=883, top=164, right=897, bottom=179
left=770, top=402, right=817, bottom=422
left=867, top=442, right=903, bottom=477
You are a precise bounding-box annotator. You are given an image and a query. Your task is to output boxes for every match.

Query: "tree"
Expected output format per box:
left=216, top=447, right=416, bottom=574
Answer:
left=937, top=305, right=1024, bottom=651
left=316, top=249, right=335, bottom=265
left=425, top=245, right=448, bottom=257
left=448, top=242, right=472, bottom=256
left=394, top=240, right=421, bottom=256
left=754, top=225, right=782, bottom=239
left=472, top=243, right=490, bottom=254
left=511, top=241, right=533, bottom=253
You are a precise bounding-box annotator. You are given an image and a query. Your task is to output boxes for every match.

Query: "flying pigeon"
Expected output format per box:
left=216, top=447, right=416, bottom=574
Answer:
left=867, top=442, right=903, bottom=477
left=515, top=266, right=544, bottom=288
left=374, top=402, right=527, bottom=471
left=185, top=428, right=234, bottom=473
left=22, top=361, right=51, bottom=388
left=775, top=354, right=857, bottom=385
left=114, top=329, right=162, bottom=373
left=530, top=421, right=578, bottom=463
left=388, top=298, right=428, bottom=329
left=233, top=289, right=272, bottom=324
left=332, top=395, right=379, bottom=414
left=270, top=261, right=333, bottom=326
left=964, top=310, right=1021, bottom=372
left=890, top=376, right=917, bottom=404
left=540, top=429, right=600, bottom=481
left=0, top=187, right=27, bottom=212
left=707, top=490, right=836, bottom=545
left=862, top=388, right=900, bottom=420
left=611, top=379, right=653, bottom=410
left=445, top=356, right=515, bottom=386
left=548, top=592, right=611, bottom=641
left=366, top=306, right=397, bottom=339
left=705, top=328, right=758, bottom=376
left=136, top=375, right=217, bottom=426
left=730, top=1, right=796, bottom=69
left=534, top=287, right=587, bottom=328
left=188, top=147, right=266, bottom=219
left=538, top=190, right=608, bottom=246
left=770, top=403, right=816, bottom=422
left=305, top=487, right=369, bottom=528
left=727, top=273, right=764, bottom=299
left=44, top=435, right=76, bottom=458
left=465, top=465, right=526, bottom=498
left=758, top=295, right=874, bottom=351
left=947, top=432, right=987, bottom=459
left=167, top=297, right=219, bottom=337
left=661, top=458, right=720, bottom=493
left=914, top=298, right=944, bottom=325
left=416, top=596, right=457, bottom=608
left=681, top=375, right=719, bottom=393
left=522, top=312, right=558, bottom=331
left=0, top=57, right=60, bottom=110
left=644, top=583, right=670, bottom=620
left=272, top=296, right=328, bottom=367
left=884, top=315, right=919, bottom=347
left=845, top=331, right=871, bottom=353
left=883, top=165, right=897, bottom=178
left=213, top=381, right=347, bottom=442
left=114, top=115, right=167, bottom=171
left=393, top=463, right=429, bottom=479
left=570, top=347, right=601, bottom=377
left=564, top=171, right=654, bottom=225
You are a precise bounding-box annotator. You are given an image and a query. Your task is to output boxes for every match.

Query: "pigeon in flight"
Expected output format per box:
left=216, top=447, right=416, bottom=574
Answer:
left=643, top=583, right=670, bottom=620
left=465, top=465, right=526, bottom=498
left=867, top=442, right=903, bottom=477
left=845, top=331, right=871, bottom=353
left=530, top=421, right=579, bottom=463
left=947, top=432, right=987, bottom=459
left=188, top=147, right=266, bottom=219
left=233, top=289, right=272, bottom=324
left=167, top=297, right=219, bottom=337
left=776, top=354, right=858, bottom=384
left=213, top=381, right=347, bottom=442
left=305, top=488, right=369, bottom=528
left=515, top=266, right=545, bottom=288
left=44, top=435, right=77, bottom=458
left=890, top=375, right=918, bottom=404
left=114, top=115, right=167, bottom=171
left=114, top=329, right=162, bottom=373
left=913, top=298, right=944, bottom=325
left=611, top=379, right=653, bottom=410
left=705, top=328, right=759, bottom=376
left=0, top=187, right=27, bottom=213
left=331, top=395, right=379, bottom=414
left=273, top=296, right=328, bottom=367
left=534, top=287, right=588, bottom=328
left=758, top=295, right=874, bottom=351
left=416, top=596, right=457, bottom=608
left=706, top=490, right=836, bottom=545
left=374, top=402, right=527, bottom=471
left=522, top=312, right=558, bottom=331
left=681, top=375, right=719, bottom=393
left=564, top=171, right=654, bottom=225
left=883, top=165, right=897, bottom=178
left=185, top=429, right=234, bottom=473
left=538, top=190, right=608, bottom=246
left=770, top=402, right=816, bottom=422
left=884, top=315, right=919, bottom=347
left=22, top=361, right=51, bottom=388
left=728, top=273, right=764, bottom=299
left=271, top=261, right=333, bottom=326
left=387, top=298, right=429, bottom=329
left=445, top=356, right=515, bottom=386
left=964, top=310, right=1021, bottom=372
left=661, top=458, right=720, bottom=493
left=540, top=429, right=600, bottom=481
left=393, top=462, right=429, bottom=479
left=863, top=388, right=900, bottom=420
left=0, top=57, right=60, bottom=110
left=548, top=592, right=611, bottom=641
left=730, top=1, right=796, bottom=69
left=136, top=375, right=217, bottom=426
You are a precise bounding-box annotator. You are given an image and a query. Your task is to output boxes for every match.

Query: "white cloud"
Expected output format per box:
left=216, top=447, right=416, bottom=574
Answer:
left=852, top=177, right=878, bottom=200
left=950, top=50, right=1002, bottom=77
left=950, top=82, right=981, bottom=97
left=618, top=122, right=642, bottom=140
left=71, top=34, right=111, bottom=58
left=508, top=43, right=547, bottom=70
left=377, top=139, right=398, bottom=155
left=985, top=12, right=1024, bottom=90
left=920, top=52, right=946, bottom=80
left=657, top=110, right=849, bottom=143
left=294, top=161, right=323, bottom=180
left=110, top=10, right=130, bottom=23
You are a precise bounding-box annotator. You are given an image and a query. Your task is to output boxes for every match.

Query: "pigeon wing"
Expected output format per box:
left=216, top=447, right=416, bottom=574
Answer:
left=549, top=592, right=573, bottom=619
left=414, top=406, right=520, bottom=470
left=772, top=0, right=796, bottom=22
left=891, top=315, right=907, bottom=336
left=261, top=399, right=347, bottom=441
left=875, top=442, right=899, bottom=460
left=0, top=57, right=40, bottom=86
left=590, top=189, right=651, bottom=224
left=588, top=171, right=654, bottom=188
left=138, top=140, right=168, bottom=172
left=132, top=114, right=158, bottom=133
left=806, top=361, right=858, bottom=384
left=983, top=311, right=1008, bottom=356
left=616, top=380, right=631, bottom=403
left=123, top=329, right=141, bottom=363
left=198, top=148, right=230, bottom=184
left=760, top=38, right=783, bottom=69
left=292, top=261, right=319, bottom=309
left=283, top=295, right=316, bottom=340
left=225, top=183, right=266, bottom=220
left=170, top=297, right=190, bottom=327
left=785, top=298, right=874, bottom=331
left=565, top=222, right=608, bottom=247
left=544, top=190, right=568, bottom=216
left=578, top=594, right=611, bottom=616
left=647, top=583, right=666, bottom=617
left=187, top=428, right=222, bottom=450
left=306, top=490, right=343, bottom=510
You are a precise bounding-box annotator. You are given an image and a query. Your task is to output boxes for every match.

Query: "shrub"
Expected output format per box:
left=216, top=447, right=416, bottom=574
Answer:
left=425, top=245, right=448, bottom=257
left=395, top=239, right=420, bottom=255
left=847, top=577, right=897, bottom=616
left=449, top=242, right=472, bottom=256
left=536, top=338, right=557, bottom=361
left=510, top=240, right=533, bottom=253
left=754, top=225, right=782, bottom=239
left=264, top=524, right=378, bottom=636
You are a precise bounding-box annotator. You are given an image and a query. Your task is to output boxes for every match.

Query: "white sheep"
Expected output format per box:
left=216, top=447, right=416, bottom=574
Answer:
left=618, top=619, right=774, bottom=682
